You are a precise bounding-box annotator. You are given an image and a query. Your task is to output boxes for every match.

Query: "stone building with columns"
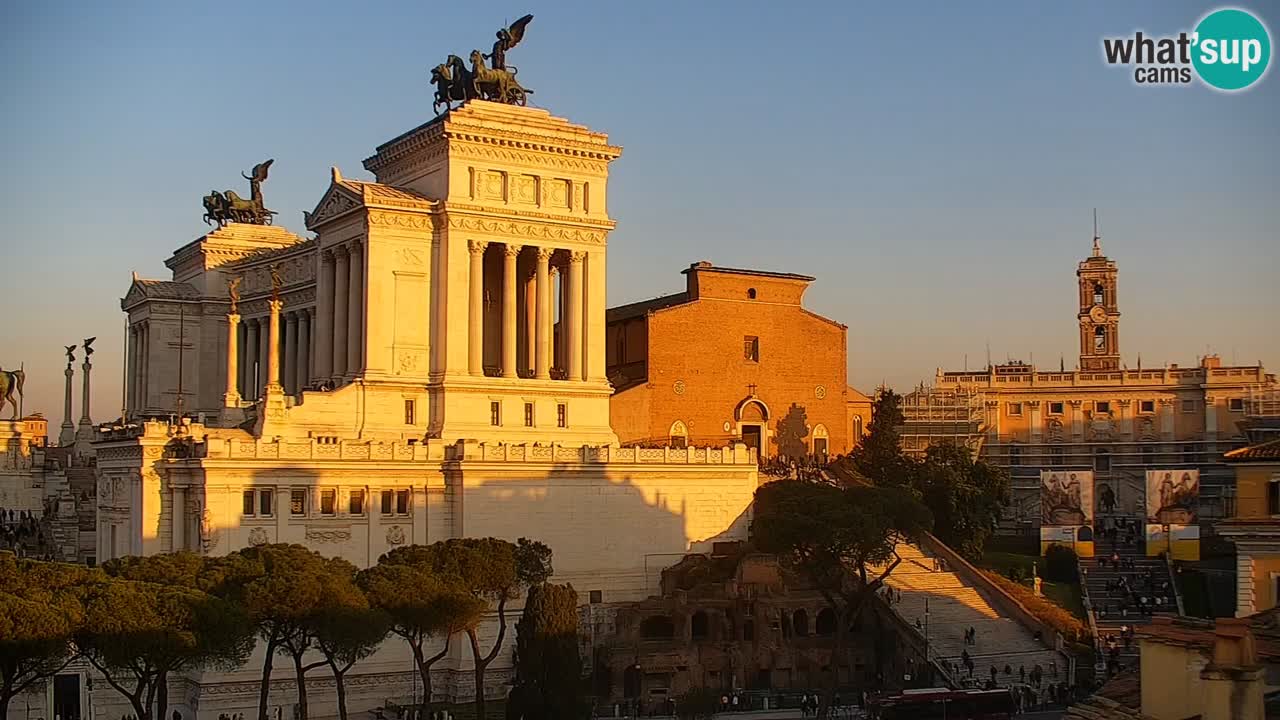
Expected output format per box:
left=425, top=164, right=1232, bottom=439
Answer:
left=898, top=238, right=1278, bottom=533
left=87, top=100, right=761, bottom=717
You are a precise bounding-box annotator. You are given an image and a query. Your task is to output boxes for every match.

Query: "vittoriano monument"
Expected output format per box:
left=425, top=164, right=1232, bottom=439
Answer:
left=202, top=159, right=278, bottom=227
left=432, top=14, right=534, bottom=114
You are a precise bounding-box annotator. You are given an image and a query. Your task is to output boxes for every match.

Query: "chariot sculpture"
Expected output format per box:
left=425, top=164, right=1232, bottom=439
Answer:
left=202, top=160, right=278, bottom=228
left=432, top=15, right=534, bottom=114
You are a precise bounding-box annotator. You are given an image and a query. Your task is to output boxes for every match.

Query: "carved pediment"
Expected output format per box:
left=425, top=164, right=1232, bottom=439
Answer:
left=304, top=181, right=362, bottom=230
left=122, top=281, right=148, bottom=309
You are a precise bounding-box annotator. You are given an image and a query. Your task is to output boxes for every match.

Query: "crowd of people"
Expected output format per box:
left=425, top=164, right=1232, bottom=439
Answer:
left=1102, top=625, right=1138, bottom=676
left=1093, top=550, right=1175, bottom=618
left=0, top=505, right=52, bottom=558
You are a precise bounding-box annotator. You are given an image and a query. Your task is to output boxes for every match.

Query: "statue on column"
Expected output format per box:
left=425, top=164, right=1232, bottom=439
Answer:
left=228, top=276, right=242, bottom=314
left=269, top=263, right=283, bottom=302
left=64, top=344, right=77, bottom=367
left=83, top=337, right=96, bottom=359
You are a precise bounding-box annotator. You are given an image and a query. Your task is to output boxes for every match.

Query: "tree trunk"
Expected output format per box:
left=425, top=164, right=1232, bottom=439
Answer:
left=415, top=636, right=451, bottom=719
left=156, top=671, right=169, bottom=720
left=332, top=668, right=348, bottom=720
left=817, top=606, right=850, bottom=720
left=292, top=653, right=309, bottom=720
left=257, top=636, right=279, bottom=720
left=1, top=688, right=13, bottom=720
left=470, top=596, right=511, bottom=720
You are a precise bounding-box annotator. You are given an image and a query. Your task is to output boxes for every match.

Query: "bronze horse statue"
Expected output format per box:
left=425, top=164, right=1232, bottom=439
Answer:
left=469, top=50, right=530, bottom=106
left=0, top=367, right=24, bottom=420
left=432, top=55, right=473, bottom=114
left=202, top=160, right=278, bottom=227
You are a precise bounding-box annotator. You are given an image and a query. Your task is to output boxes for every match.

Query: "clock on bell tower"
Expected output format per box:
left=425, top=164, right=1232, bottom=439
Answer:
left=1077, top=215, right=1121, bottom=371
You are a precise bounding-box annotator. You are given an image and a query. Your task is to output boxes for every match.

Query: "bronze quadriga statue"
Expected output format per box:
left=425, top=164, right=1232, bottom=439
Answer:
left=431, top=14, right=535, bottom=115
left=202, top=159, right=278, bottom=228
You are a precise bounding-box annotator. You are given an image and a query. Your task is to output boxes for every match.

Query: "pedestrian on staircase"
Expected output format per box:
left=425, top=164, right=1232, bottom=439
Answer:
left=990, top=666, right=997, bottom=683
left=1019, top=665, right=1025, bottom=682
left=1003, top=664, right=1011, bottom=677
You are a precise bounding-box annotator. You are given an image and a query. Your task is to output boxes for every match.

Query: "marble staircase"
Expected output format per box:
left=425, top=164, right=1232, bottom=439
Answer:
left=879, top=542, right=1067, bottom=690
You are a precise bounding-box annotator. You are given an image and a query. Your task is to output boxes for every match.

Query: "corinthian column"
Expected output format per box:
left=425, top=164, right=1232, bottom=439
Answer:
left=535, top=247, right=552, bottom=379
left=566, top=251, right=585, bottom=381
left=333, top=246, right=349, bottom=378
left=224, top=313, right=241, bottom=407
left=266, top=299, right=283, bottom=391
left=296, top=310, right=311, bottom=389
left=284, top=312, right=298, bottom=393
left=346, top=241, right=363, bottom=377
left=468, top=240, right=487, bottom=375
left=315, top=251, right=335, bottom=380
left=502, top=244, right=521, bottom=378
left=245, top=320, right=260, bottom=402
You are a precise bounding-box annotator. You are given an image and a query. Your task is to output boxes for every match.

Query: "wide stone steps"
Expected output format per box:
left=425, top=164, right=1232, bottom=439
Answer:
left=875, top=542, right=1062, bottom=691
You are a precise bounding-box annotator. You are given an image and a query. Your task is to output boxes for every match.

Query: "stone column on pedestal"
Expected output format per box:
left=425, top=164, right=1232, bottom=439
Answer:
left=1069, top=400, right=1083, bottom=441
left=258, top=318, right=269, bottom=396
left=224, top=313, right=241, bottom=407
left=346, top=241, right=363, bottom=377
left=534, top=248, right=552, bottom=379
left=468, top=240, right=487, bottom=376
left=266, top=300, right=283, bottom=392
left=127, top=325, right=139, bottom=414
left=1028, top=401, right=1042, bottom=443
left=59, top=361, right=75, bottom=446
left=284, top=312, right=298, bottom=393
left=566, top=251, right=585, bottom=381
left=76, top=357, right=93, bottom=440
left=332, top=247, right=349, bottom=378
left=140, top=323, right=149, bottom=411
left=501, top=244, right=521, bottom=378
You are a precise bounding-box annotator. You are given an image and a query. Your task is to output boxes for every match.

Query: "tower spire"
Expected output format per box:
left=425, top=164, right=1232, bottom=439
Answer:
left=1092, top=208, right=1102, bottom=257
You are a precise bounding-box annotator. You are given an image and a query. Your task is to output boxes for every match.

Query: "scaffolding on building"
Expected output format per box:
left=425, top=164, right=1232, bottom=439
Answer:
left=896, top=384, right=988, bottom=457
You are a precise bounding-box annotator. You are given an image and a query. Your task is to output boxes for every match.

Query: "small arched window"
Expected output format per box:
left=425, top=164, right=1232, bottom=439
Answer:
left=1094, top=325, right=1107, bottom=353
left=690, top=611, right=709, bottom=640
left=815, top=608, right=836, bottom=636
left=853, top=415, right=863, bottom=442
left=793, top=609, right=809, bottom=637
left=747, top=288, right=757, bottom=299
left=1093, top=282, right=1105, bottom=305
left=812, top=424, right=829, bottom=459
left=669, top=420, right=688, bottom=449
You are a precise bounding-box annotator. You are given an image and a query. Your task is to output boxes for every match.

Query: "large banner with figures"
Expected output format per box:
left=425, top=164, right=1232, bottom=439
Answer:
left=1145, top=470, right=1200, bottom=560
left=1040, top=471, right=1095, bottom=558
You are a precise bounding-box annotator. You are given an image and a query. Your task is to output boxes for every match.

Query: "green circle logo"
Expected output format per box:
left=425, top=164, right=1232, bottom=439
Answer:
left=1192, top=8, right=1271, bottom=91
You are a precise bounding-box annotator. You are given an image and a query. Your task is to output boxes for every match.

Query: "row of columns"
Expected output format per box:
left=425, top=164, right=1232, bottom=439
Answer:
left=229, top=309, right=315, bottom=401
left=314, top=241, right=364, bottom=382
left=127, top=322, right=151, bottom=411
left=468, top=241, right=588, bottom=381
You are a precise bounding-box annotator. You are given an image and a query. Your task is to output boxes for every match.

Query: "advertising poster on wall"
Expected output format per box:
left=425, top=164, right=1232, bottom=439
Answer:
left=1144, top=470, right=1201, bottom=561
left=1040, top=470, right=1095, bottom=558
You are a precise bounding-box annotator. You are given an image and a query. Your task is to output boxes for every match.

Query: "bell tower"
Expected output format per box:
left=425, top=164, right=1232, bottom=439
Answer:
left=1077, top=212, right=1120, bottom=371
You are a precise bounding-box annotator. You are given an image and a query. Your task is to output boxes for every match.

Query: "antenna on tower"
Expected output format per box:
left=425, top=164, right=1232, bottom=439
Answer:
left=1092, top=209, right=1103, bottom=257
left=986, top=341, right=991, bottom=370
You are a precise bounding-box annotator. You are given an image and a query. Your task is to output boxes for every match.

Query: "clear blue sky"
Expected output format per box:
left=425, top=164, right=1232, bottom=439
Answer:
left=2, top=1, right=1276, bottom=421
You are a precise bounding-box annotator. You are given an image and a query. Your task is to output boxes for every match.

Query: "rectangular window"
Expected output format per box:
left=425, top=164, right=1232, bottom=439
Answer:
left=243, top=490, right=256, bottom=517
left=1049, top=402, right=1064, bottom=415
left=395, top=489, right=410, bottom=515
left=1095, top=401, right=1111, bottom=414
left=259, top=490, right=273, bottom=518
left=320, top=489, right=336, bottom=516
left=1050, top=446, right=1065, bottom=467
left=1140, top=400, right=1155, bottom=414
left=1007, top=402, right=1023, bottom=416
left=1229, top=398, right=1245, bottom=412
left=589, top=590, right=603, bottom=604
left=1182, top=399, right=1197, bottom=413
left=557, top=403, right=567, bottom=428
left=1269, top=478, right=1280, bottom=516
left=524, top=402, right=534, bottom=427
left=381, top=490, right=394, bottom=515
left=490, top=401, right=501, bottom=426
left=291, top=489, right=307, bottom=516
left=349, top=490, right=365, bottom=516
left=743, top=336, right=760, bottom=362
left=404, top=399, right=416, bottom=425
